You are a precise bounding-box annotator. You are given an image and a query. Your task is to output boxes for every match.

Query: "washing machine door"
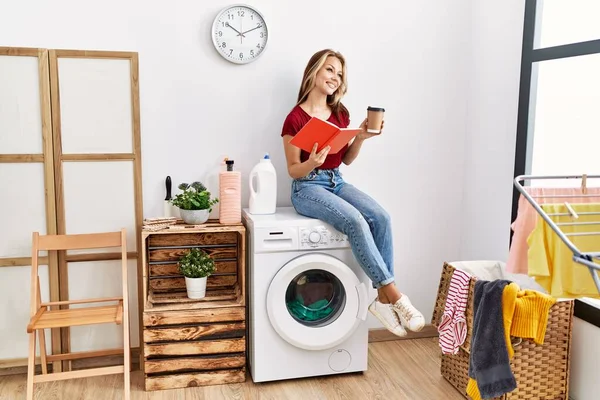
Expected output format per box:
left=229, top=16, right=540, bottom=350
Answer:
left=266, top=253, right=369, bottom=351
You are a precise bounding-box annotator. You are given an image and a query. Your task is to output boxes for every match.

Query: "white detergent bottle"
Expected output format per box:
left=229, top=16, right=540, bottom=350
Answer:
left=249, top=153, right=277, bottom=214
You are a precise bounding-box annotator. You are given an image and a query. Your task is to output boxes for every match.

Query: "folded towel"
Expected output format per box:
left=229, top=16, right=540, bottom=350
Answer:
left=438, top=268, right=471, bottom=354
left=467, top=280, right=516, bottom=399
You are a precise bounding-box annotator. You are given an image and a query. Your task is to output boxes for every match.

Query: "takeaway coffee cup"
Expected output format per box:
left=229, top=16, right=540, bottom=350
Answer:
left=367, top=106, right=385, bottom=133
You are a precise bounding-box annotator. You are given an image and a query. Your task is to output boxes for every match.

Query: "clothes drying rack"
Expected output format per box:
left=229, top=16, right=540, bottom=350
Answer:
left=514, top=174, right=600, bottom=293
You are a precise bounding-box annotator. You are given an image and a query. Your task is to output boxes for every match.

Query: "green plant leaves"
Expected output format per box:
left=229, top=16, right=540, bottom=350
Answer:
left=170, top=181, right=219, bottom=211
left=178, top=248, right=216, bottom=278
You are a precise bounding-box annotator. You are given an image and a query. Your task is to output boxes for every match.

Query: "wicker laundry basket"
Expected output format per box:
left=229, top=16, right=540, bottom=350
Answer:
left=431, top=262, right=574, bottom=400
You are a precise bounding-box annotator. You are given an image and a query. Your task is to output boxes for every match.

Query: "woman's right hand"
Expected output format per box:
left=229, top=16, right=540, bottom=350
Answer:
left=308, top=143, right=331, bottom=168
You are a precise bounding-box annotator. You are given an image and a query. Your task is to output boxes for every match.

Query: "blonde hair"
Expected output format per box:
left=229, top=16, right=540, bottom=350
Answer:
left=296, top=49, right=349, bottom=119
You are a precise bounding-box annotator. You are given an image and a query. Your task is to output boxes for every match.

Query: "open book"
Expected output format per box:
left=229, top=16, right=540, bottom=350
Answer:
left=289, top=117, right=362, bottom=154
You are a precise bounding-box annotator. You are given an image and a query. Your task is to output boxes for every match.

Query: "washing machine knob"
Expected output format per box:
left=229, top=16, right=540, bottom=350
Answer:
left=308, top=231, right=321, bottom=243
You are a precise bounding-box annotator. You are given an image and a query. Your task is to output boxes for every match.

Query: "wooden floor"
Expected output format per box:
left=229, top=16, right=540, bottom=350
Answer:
left=0, top=338, right=466, bottom=400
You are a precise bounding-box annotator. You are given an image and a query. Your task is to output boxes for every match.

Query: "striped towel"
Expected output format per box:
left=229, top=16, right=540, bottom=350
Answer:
left=438, top=268, right=471, bottom=354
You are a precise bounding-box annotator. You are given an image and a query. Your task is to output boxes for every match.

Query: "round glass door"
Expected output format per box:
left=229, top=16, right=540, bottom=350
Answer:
left=267, top=253, right=368, bottom=351
left=285, top=269, right=346, bottom=327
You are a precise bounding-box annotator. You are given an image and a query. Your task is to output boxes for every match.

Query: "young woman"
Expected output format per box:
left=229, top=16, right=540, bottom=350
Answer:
left=280, top=49, right=425, bottom=337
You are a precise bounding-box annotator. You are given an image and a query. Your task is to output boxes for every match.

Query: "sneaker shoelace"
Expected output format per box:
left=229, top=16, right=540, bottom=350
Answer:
left=397, top=302, right=415, bottom=321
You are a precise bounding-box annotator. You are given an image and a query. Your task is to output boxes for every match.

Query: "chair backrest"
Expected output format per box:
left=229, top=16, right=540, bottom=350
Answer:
left=30, top=229, right=128, bottom=315
left=36, top=231, right=123, bottom=251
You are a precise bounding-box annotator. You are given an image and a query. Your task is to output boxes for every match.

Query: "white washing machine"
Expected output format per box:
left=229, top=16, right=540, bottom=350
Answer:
left=243, top=207, right=370, bottom=383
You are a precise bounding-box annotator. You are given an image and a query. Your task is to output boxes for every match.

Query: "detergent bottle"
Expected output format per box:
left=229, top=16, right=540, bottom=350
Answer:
left=219, top=158, right=242, bottom=224
left=249, top=153, right=277, bottom=215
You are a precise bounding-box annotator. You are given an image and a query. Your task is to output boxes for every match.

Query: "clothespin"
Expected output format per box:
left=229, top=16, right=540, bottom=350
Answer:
left=581, top=174, right=588, bottom=194
left=565, top=202, right=579, bottom=219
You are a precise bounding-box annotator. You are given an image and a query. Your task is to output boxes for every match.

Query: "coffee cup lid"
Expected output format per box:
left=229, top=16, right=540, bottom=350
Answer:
left=368, top=106, right=385, bottom=112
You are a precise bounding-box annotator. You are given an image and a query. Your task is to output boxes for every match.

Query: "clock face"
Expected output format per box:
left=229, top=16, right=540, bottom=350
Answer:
left=212, top=5, right=268, bottom=64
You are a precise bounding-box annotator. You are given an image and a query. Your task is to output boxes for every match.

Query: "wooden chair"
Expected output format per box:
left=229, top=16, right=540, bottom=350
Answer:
left=26, top=229, right=130, bottom=400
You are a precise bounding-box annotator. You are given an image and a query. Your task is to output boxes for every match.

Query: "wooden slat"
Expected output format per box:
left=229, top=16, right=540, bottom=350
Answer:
left=41, top=296, right=122, bottom=306
left=53, top=50, right=135, bottom=59
left=65, top=251, right=137, bottom=263
left=130, top=51, right=145, bottom=373
left=33, top=365, right=124, bottom=383
left=46, top=348, right=124, bottom=362
left=0, top=256, right=49, bottom=267
left=0, top=154, right=44, bottom=162
left=148, top=288, right=237, bottom=305
left=148, top=247, right=237, bottom=262
left=39, top=48, right=62, bottom=372
left=148, top=260, right=237, bottom=276
left=31, top=305, right=119, bottom=330
left=61, top=153, right=135, bottom=161
left=148, top=232, right=238, bottom=247
left=149, top=275, right=236, bottom=292
left=49, top=49, right=71, bottom=371
left=0, top=46, right=40, bottom=56
left=143, top=322, right=245, bottom=343
left=144, top=354, right=245, bottom=375
left=145, top=368, right=245, bottom=391
left=144, top=338, right=245, bottom=357
left=38, top=231, right=123, bottom=251
left=143, top=307, right=245, bottom=326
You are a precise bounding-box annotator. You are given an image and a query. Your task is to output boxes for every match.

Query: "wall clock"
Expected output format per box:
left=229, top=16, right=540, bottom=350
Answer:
left=212, top=4, right=269, bottom=64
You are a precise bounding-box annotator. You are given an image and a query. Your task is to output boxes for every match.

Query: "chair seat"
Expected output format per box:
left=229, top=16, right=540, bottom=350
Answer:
left=30, top=304, right=122, bottom=331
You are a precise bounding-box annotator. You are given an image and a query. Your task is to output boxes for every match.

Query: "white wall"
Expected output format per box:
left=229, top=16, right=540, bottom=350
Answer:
left=459, top=0, right=525, bottom=262
left=1, top=0, right=476, bottom=337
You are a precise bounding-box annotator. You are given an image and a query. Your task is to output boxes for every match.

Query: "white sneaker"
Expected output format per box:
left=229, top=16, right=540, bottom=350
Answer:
left=393, top=295, right=425, bottom=332
left=368, top=300, right=407, bottom=337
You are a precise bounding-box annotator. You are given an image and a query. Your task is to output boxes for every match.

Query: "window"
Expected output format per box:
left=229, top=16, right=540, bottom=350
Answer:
left=512, top=0, right=600, bottom=224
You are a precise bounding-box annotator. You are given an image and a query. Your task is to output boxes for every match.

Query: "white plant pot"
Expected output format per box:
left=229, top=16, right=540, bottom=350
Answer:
left=185, top=276, right=207, bottom=299
left=179, top=209, right=209, bottom=225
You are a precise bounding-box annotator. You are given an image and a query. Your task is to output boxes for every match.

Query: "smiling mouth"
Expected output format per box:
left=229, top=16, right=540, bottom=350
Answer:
left=327, top=82, right=337, bottom=89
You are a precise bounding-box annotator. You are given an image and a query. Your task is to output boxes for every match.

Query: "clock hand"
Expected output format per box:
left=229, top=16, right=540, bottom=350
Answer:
left=225, top=22, right=245, bottom=38
left=240, top=24, right=263, bottom=35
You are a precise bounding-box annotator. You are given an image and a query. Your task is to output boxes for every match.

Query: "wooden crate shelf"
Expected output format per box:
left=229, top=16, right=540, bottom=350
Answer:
left=140, top=222, right=247, bottom=391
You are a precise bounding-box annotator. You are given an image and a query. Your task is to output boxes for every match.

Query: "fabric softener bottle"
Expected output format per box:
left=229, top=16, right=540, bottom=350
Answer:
left=219, top=158, right=241, bottom=224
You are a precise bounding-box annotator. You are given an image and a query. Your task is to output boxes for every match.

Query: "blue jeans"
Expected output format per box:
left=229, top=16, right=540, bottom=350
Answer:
left=291, top=168, right=394, bottom=289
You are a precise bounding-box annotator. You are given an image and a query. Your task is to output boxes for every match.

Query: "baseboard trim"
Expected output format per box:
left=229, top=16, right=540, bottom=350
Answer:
left=0, top=348, right=140, bottom=376
left=368, top=324, right=438, bottom=343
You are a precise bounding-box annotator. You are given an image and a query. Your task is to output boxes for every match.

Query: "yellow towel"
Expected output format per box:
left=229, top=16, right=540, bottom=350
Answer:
left=466, top=283, right=556, bottom=399
left=528, top=203, right=600, bottom=298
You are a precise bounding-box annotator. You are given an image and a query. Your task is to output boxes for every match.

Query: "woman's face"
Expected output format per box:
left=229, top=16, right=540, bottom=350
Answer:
left=314, top=56, right=343, bottom=97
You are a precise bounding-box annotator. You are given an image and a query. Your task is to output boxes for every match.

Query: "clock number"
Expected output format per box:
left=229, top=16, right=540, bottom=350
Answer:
left=251, top=14, right=254, bottom=20
left=260, top=32, right=265, bottom=38
left=229, top=49, right=233, bottom=55
left=250, top=50, right=254, bottom=57
left=240, top=52, right=244, bottom=59
left=221, top=42, right=226, bottom=48
left=228, top=13, right=234, bottom=20
left=237, top=10, right=245, bottom=17
left=257, top=44, right=261, bottom=49
left=218, top=31, right=222, bottom=37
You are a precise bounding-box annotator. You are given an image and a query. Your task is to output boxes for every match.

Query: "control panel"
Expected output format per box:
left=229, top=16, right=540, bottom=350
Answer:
left=299, top=225, right=349, bottom=249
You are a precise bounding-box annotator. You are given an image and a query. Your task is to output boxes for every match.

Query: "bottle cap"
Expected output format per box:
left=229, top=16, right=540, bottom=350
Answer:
left=263, top=153, right=270, bottom=159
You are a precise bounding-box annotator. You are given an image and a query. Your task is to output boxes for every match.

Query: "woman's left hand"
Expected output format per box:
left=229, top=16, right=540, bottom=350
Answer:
left=357, top=118, right=384, bottom=141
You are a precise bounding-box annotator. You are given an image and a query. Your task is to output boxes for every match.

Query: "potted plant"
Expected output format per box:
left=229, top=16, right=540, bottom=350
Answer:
left=170, top=181, right=218, bottom=225
left=178, top=248, right=216, bottom=299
